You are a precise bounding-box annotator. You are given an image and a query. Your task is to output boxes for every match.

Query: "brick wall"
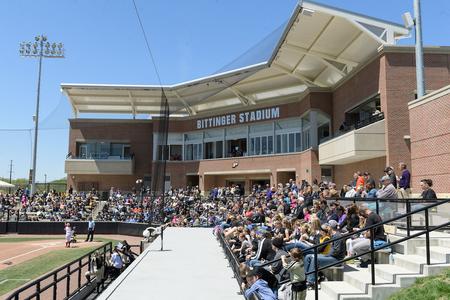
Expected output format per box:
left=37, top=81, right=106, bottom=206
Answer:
left=67, top=120, right=153, bottom=192
left=333, top=156, right=386, bottom=188
left=409, top=86, right=450, bottom=194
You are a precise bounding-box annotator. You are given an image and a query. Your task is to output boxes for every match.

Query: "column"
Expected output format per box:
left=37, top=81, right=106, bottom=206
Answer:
left=309, top=110, right=318, bottom=149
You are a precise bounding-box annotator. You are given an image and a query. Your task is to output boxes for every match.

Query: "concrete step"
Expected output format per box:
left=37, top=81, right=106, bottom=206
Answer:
left=415, top=246, right=450, bottom=263
left=320, top=281, right=364, bottom=300
left=438, top=238, right=450, bottom=248
left=370, top=264, right=416, bottom=283
left=343, top=269, right=390, bottom=293
left=423, top=263, right=450, bottom=276
left=305, top=289, right=334, bottom=300
left=393, top=254, right=442, bottom=272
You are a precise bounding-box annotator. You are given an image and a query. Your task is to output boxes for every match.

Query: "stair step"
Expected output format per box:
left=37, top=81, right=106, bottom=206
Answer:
left=393, top=254, right=441, bottom=272
left=370, top=264, right=416, bottom=282
left=343, top=270, right=390, bottom=292
left=305, top=289, right=334, bottom=300
left=416, top=246, right=450, bottom=262
left=320, top=281, right=364, bottom=300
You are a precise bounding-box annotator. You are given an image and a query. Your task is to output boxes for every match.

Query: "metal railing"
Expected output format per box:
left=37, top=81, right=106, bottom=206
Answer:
left=217, top=232, right=245, bottom=294
left=220, top=198, right=450, bottom=300
left=6, top=242, right=112, bottom=300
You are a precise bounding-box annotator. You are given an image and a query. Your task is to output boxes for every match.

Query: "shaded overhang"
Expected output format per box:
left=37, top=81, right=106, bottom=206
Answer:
left=61, top=0, right=409, bottom=118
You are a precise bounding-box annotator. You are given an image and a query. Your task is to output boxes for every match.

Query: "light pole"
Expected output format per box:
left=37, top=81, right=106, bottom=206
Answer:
left=403, top=0, right=426, bottom=98
left=44, top=174, right=47, bottom=191
left=20, top=35, right=64, bottom=196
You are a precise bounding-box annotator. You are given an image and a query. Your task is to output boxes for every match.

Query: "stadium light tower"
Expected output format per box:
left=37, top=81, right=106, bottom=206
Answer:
left=403, top=0, right=426, bottom=98
left=19, top=35, right=64, bottom=196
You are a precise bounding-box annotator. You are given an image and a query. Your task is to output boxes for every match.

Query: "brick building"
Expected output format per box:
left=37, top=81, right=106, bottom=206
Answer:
left=62, top=1, right=450, bottom=195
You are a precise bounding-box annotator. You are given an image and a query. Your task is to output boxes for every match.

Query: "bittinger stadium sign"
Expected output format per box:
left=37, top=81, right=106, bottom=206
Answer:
left=196, top=107, right=280, bottom=129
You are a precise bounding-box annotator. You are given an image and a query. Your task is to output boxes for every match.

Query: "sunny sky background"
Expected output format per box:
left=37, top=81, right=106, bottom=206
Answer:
left=0, top=0, right=449, bottom=182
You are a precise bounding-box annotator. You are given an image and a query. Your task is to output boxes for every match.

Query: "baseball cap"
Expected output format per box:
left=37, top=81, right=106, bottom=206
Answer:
left=328, top=220, right=338, bottom=230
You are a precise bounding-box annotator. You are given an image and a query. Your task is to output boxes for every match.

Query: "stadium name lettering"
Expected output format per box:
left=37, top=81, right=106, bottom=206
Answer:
left=196, top=107, right=280, bottom=129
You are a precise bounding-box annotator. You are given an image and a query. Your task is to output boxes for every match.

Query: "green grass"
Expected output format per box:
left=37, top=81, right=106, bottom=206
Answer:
left=389, top=268, right=450, bottom=300
left=0, top=238, right=120, bottom=296
left=0, top=237, right=62, bottom=243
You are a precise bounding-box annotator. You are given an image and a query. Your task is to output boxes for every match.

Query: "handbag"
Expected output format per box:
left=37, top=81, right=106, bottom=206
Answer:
left=291, top=280, right=307, bottom=292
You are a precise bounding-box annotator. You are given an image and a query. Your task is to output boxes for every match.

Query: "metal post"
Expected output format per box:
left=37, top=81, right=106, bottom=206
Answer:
left=375, top=200, right=379, bottom=215
left=314, top=247, right=319, bottom=300
left=414, top=0, right=426, bottom=98
left=66, top=265, right=70, bottom=297
left=406, top=201, right=411, bottom=237
left=30, top=40, right=43, bottom=196
left=53, top=273, right=57, bottom=299
left=36, top=281, right=41, bottom=300
left=8, top=160, right=13, bottom=194
left=425, top=209, right=430, bottom=265
left=370, top=228, right=376, bottom=286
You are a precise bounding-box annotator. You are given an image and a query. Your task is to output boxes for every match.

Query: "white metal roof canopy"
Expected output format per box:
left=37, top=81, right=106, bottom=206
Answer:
left=61, top=1, right=409, bottom=118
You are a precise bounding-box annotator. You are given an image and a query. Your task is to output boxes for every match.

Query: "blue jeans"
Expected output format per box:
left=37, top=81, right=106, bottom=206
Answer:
left=304, top=254, right=339, bottom=283
left=284, top=241, right=313, bottom=255
left=247, top=259, right=263, bottom=268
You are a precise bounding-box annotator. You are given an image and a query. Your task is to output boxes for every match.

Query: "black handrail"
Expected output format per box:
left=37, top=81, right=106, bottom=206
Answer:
left=217, top=232, right=245, bottom=294
left=223, top=198, right=449, bottom=300
left=6, top=242, right=113, bottom=300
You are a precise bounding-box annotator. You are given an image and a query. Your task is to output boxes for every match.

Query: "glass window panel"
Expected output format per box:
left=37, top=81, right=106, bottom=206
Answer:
left=249, top=138, right=255, bottom=156
left=204, top=129, right=223, bottom=139
left=261, top=136, right=267, bottom=155
left=282, top=134, right=288, bottom=153
left=185, top=144, right=193, bottom=160
left=288, top=133, right=295, bottom=152
left=111, top=143, right=123, bottom=157
left=255, top=137, right=261, bottom=155
left=295, top=133, right=301, bottom=152
left=268, top=136, right=273, bottom=154
left=216, top=141, right=223, bottom=158
left=185, top=132, right=202, bottom=142
left=275, top=118, right=301, bottom=130
left=250, top=123, right=273, bottom=134
left=276, top=135, right=282, bottom=154
left=226, top=126, right=247, bottom=138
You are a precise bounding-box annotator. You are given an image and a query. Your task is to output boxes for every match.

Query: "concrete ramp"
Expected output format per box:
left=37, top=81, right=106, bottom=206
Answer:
left=97, top=227, right=242, bottom=300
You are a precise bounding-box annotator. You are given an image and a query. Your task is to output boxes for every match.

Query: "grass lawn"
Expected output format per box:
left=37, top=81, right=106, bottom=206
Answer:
left=0, top=238, right=119, bottom=296
left=389, top=268, right=450, bottom=300
left=0, top=237, right=61, bottom=243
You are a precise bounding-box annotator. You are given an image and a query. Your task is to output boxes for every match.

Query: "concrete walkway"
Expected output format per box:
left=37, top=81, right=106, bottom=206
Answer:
left=97, top=227, right=243, bottom=300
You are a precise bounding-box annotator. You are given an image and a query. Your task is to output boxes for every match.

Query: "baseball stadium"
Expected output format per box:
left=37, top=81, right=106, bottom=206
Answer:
left=1, top=1, right=450, bottom=300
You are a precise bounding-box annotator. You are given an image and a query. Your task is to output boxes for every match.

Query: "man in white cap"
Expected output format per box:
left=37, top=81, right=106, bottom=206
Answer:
left=376, top=176, right=397, bottom=199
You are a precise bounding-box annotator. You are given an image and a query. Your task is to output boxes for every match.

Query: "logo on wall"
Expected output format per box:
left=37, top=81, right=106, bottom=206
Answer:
left=232, top=160, right=239, bottom=168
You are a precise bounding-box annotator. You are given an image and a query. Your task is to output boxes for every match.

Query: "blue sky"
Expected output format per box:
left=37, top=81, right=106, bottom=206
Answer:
left=0, top=0, right=449, bottom=182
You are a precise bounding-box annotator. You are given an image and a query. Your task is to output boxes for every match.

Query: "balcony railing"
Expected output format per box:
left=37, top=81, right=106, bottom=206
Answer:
left=66, top=153, right=133, bottom=160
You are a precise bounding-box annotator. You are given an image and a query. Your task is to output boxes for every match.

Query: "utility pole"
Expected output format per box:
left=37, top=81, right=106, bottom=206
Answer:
left=8, top=160, right=13, bottom=194
left=414, top=0, right=425, bottom=98
left=44, top=174, right=47, bottom=192
left=19, top=35, right=64, bottom=196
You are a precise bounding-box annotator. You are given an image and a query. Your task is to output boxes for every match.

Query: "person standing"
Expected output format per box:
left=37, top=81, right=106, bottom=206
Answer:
left=397, top=163, right=411, bottom=198
left=65, top=223, right=72, bottom=248
left=420, top=179, right=437, bottom=199
left=86, top=217, right=95, bottom=242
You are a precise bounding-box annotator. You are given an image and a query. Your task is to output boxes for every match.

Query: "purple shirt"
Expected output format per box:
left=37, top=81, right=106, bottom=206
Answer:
left=399, top=169, right=411, bottom=189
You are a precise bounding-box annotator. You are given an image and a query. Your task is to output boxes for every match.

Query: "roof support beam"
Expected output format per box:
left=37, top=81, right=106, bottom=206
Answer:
left=171, top=91, right=197, bottom=116
left=349, top=20, right=387, bottom=45
left=228, top=86, right=256, bottom=106
left=284, top=43, right=358, bottom=68
left=272, top=64, right=326, bottom=88
left=128, top=91, right=136, bottom=119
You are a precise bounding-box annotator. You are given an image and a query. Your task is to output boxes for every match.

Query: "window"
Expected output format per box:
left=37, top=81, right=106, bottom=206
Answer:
left=215, top=141, right=223, bottom=158
left=170, top=145, right=182, bottom=161
left=268, top=136, right=273, bottom=154
left=261, top=136, right=267, bottom=155
left=295, top=133, right=301, bottom=152
left=204, top=142, right=214, bottom=159
left=288, top=133, right=295, bottom=153
left=185, top=144, right=193, bottom=160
